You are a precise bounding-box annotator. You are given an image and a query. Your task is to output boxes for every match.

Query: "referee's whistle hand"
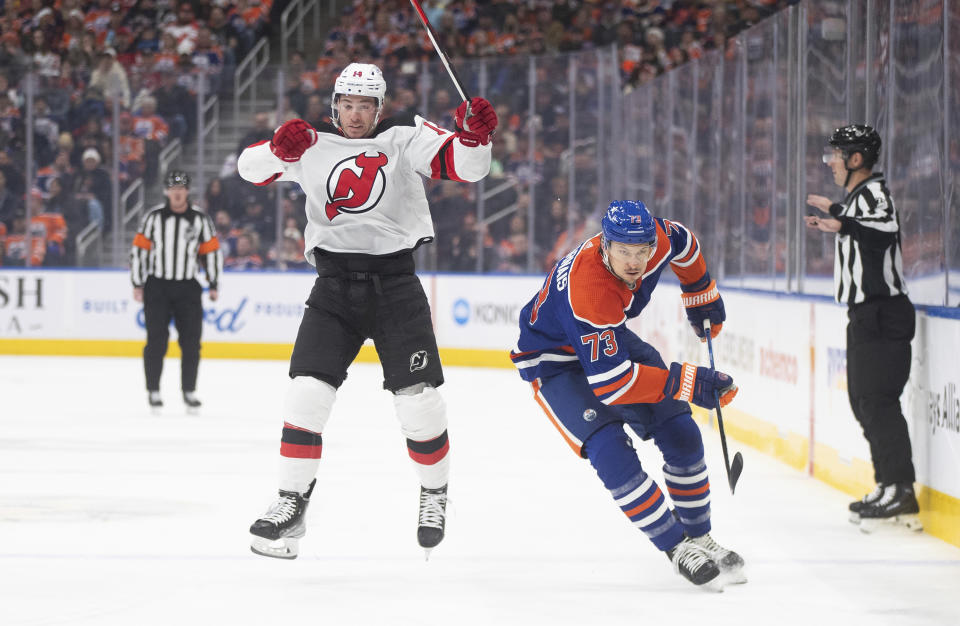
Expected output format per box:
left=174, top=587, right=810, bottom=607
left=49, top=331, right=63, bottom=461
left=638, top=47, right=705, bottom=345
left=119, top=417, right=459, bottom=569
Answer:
left=208, top=289, right=219, bottom=302
left=133, top=287, right=143, bottom=302
left=806, top=194, right=832, bottom=212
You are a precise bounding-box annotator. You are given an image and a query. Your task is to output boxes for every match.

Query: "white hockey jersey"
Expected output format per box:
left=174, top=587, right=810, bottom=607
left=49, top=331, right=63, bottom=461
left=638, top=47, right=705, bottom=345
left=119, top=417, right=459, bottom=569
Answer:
left=237, top=114, right=491, bottom=264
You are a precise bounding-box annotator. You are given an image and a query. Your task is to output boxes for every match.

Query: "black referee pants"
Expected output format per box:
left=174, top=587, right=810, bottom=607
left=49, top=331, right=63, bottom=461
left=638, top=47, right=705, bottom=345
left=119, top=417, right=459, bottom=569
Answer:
left=846, top=294, right=916, bottom=485
left=143, top=277, right=204, bottom=393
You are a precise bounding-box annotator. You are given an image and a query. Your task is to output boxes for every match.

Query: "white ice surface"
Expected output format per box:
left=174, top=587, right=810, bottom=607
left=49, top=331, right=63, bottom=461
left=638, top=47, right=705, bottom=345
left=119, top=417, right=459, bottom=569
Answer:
left=1, top=356, right=958, bottom=626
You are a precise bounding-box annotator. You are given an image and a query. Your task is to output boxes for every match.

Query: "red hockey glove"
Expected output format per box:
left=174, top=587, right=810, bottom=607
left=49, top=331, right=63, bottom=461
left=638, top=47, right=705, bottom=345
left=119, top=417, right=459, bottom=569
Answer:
left=681, top=278, right=725, bottom=341
left=663, top=362, right=738, bottom=409
left=455, top=97, right=498, bottom=147
left=270, top=118, right=317, bottom=162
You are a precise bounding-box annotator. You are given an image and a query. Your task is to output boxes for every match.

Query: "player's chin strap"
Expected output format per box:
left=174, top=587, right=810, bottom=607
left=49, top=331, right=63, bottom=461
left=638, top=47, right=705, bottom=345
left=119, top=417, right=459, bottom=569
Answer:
left=599, top=235, right=615, bottom=275
left=842, top=151, right=863, bottom=188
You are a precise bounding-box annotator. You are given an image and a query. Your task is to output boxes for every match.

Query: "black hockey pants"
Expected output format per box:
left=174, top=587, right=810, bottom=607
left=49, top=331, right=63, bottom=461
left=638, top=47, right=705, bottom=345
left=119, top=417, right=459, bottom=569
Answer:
left=143, top=277, right=204, bottom=393
left=846, top=294, right=916, bottom=485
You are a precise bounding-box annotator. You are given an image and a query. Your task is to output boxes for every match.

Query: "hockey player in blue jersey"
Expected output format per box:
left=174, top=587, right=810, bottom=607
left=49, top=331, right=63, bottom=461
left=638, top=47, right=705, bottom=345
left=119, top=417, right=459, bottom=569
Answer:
left=511, top=200, right=744, bottom=590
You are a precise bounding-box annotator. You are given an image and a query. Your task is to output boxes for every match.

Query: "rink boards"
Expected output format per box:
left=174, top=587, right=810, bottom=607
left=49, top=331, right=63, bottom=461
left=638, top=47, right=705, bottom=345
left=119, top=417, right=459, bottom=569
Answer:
left=1, top=267, right=958, bottom=546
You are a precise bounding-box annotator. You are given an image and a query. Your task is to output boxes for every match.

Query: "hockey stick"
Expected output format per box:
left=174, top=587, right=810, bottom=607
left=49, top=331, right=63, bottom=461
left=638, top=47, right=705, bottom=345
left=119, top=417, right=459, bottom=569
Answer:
left=408, top=0, right=472, bottom=104
left=704, top=319, right=744, bottom=494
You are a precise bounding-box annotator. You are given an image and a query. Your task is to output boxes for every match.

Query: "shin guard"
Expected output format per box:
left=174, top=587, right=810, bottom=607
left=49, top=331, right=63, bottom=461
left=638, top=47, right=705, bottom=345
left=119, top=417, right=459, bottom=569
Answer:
left=394, top=384, right=449, bottom=489
left=278, top=376, right=336, bottom=494
left=584, top=423, right=683, bottom=551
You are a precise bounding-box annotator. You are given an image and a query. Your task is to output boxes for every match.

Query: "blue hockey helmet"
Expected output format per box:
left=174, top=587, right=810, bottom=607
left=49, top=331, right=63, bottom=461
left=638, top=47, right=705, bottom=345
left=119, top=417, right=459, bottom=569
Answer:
left=601, top=200, right=656, bottom=246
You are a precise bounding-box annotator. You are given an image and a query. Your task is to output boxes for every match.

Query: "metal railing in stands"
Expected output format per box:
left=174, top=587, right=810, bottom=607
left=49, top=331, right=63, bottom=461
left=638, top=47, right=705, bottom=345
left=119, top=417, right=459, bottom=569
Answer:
left=114, top=178, right=145, bottom=266
left=195, top=77, right=219, bottom=194
left=280, top=0, right=321, bottom=68
left=159, top=138, right=182, bottom=180
left=75, top=220, right=101, bottom=267
left=479, top=178, right=520, bottom=228
left=234, top=38, right=270, bottom=125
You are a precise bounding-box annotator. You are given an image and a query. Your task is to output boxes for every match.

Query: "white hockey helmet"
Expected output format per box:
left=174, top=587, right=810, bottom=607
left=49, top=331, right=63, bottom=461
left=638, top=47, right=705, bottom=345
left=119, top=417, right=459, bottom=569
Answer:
left=332, top=62, right=386, bottom=128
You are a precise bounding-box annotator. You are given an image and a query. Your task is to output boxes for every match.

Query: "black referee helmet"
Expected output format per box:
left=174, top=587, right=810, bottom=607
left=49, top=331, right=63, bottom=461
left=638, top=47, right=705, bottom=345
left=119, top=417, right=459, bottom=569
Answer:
left=165, top=170, right=191, bottom=188
left=829, top=124, right=881, bottom=168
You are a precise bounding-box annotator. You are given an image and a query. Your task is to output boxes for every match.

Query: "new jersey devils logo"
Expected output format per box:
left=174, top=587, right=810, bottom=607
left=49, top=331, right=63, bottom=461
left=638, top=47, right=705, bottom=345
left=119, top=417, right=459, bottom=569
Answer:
left=325, top=152, right=388, bottom=220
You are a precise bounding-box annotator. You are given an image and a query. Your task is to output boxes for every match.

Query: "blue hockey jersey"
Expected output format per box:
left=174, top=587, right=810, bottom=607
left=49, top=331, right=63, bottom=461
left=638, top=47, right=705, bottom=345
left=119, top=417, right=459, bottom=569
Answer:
left=511, top=218, right=709, bottom=406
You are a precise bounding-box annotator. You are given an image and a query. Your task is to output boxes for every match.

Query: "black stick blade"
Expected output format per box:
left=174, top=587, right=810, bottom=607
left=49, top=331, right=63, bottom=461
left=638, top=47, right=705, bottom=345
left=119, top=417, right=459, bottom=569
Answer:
left=728, top=452, right=744, bottom=494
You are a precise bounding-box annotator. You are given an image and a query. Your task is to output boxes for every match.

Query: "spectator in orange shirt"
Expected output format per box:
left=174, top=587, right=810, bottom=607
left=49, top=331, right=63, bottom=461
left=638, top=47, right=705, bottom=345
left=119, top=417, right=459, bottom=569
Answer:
left=83, top=0, right=113, bottom=41
left=1, top=211, right=42, bottom=266
left=224, top=230, right=263, bottom=270
left=117, top=112, right=145, bottom=182
left=165, top=2, right=200, bottom=49
left=235, top=0, right=266, bottom=31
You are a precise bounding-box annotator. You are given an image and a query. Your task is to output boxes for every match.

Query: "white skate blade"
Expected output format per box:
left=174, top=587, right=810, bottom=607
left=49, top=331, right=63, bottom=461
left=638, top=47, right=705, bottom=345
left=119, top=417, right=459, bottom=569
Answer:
left=150, top=406, right=162, bottom=416
left=250, top=535, right=300, bottom=559
left=859, top=513, right=923, bottom=534
left=185, top=406, right=200, bottom=416
left=848, top=511, right=861, bottom=524
left=718, top=566, right=748, bottom=585
left=423, top=547, right=433, bottom=561
left=699, top=576, right=725, bottom=593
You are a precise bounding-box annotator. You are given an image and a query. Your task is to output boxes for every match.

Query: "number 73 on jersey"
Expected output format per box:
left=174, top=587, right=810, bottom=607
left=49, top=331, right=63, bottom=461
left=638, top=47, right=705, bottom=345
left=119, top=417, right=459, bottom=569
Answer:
left=581, top=330, right=618, bottom=361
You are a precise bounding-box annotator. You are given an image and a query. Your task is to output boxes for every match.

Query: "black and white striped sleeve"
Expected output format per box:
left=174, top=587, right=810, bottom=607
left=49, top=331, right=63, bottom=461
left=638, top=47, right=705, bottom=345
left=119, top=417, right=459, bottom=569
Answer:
left=130, top=210, right=157, bottom=287
left=836, top=183, right=899, bottom=247
left=832, top=177, right=907, bottom=304
left=197, top=213, right=222, bottom=289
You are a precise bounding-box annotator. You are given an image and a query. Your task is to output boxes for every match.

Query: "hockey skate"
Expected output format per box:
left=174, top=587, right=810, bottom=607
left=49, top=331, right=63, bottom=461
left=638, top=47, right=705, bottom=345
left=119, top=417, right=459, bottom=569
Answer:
left=249, top=479, right=316, bottom=559
left=690, top=533, right=746, bottom=584
left=148, top=391, right=163, bottom=415
left=858, top=483, right=922, bottom=533
left=417, top=484, right=447, bottom=559
left=848, top=484, right=884, bottom=524
left=666, top=537, right=722, bottom=591
left=183, top=391, right=202, bottom=415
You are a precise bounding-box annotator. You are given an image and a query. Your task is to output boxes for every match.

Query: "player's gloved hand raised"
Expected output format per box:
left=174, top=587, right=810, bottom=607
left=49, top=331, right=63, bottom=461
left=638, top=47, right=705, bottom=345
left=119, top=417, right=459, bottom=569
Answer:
left=270, top=118, right=317, bottom=162
left=455, top=97, right=498, bottom=147
left=663, top=362, right=738, bottom=409
left=681, top=277, right=725, bottom=341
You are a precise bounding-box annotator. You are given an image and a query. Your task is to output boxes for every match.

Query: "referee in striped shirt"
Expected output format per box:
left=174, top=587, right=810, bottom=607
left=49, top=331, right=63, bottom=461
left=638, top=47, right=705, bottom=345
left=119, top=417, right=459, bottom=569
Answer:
left=805, top=124, right=919, bottom=524
left=131, top=170, right=223, bottom=412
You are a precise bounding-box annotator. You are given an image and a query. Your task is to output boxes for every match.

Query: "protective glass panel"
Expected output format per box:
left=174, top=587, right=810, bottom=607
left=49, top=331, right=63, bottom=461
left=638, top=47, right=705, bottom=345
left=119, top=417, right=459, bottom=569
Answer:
left=649, top=71, right=671, bottom=227
left=770, top=10, right=792, bottom=292
left=718, top=38, right=745, bottom=284
left=742, top=17, right=779, bottom=288
left=887, top=0, right=947, bottom=305
left=950, top=0, right=960, bottom=305
left=802, top=0, right=853, bottom=296
left=692, top=51, right=723, bottom=272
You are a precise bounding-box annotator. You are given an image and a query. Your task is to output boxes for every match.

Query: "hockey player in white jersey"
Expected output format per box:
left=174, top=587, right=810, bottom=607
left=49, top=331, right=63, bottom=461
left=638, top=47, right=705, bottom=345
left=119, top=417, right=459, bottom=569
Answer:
left=238, top=63, right=496, bottom=559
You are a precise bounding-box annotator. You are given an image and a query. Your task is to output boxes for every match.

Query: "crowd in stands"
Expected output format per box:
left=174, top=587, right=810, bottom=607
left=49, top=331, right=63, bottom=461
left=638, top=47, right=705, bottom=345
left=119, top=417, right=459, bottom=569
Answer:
left=0, top=0, right=285, bottom=266
left=1, top=0, right=798, bottom=272
left=210, top=0, right=797, bottom=274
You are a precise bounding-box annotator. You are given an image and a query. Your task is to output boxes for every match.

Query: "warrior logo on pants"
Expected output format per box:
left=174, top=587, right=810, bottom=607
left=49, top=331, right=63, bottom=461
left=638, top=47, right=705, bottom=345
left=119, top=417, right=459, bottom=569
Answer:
left=325, top=151, right=388, bottom=220
left=410, top=350, right=429, bottom=372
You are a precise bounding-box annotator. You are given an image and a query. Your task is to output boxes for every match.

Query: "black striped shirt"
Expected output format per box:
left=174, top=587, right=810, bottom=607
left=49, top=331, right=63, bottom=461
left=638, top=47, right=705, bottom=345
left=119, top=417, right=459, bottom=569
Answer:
left=130, top=202, right=222, bottom=289
left=828, top=173, right=908, bottom=305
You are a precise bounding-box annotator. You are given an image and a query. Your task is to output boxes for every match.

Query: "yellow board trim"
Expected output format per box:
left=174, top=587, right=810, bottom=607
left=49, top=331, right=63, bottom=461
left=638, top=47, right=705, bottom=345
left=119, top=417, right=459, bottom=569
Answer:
left=3, top=338, right=957, bottom=546
left=692, top=406, right=960, bottom=548
left=0, top=339, right=517, bottom=368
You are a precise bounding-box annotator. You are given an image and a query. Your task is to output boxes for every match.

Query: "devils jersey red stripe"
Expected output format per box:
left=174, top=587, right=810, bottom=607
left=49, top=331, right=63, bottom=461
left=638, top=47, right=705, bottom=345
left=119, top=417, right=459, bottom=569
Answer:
left=280, top=441, right=323, bottom=459
left=444, top=138, right=464, bottom=181
left=430, top=136, right=467, bottom=182
left=408, top=440, right=450, bottom=466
